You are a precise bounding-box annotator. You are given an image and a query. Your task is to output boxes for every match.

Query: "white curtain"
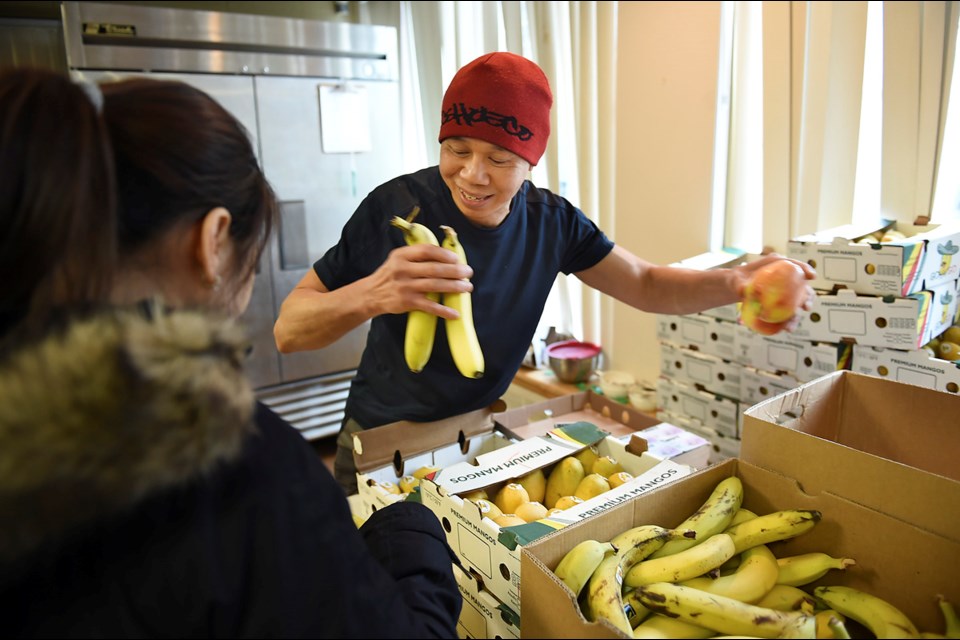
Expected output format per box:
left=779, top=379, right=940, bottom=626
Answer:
left=725, top=0, right=960, bottom=253
left=395, top=1, right=618, bottom=351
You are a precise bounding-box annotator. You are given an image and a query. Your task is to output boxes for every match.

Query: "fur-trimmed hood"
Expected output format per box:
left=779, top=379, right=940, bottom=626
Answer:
left=0, top=305, right=256, bottom=564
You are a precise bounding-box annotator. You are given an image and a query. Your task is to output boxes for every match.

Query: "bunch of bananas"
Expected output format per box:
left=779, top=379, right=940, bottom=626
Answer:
left=551, top=475, right=958, bottom=638
left=390, top=209, right=484, bottom=378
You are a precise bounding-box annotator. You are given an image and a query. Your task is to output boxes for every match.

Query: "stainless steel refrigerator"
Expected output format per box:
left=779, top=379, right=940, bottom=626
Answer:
left=61, top=1, right=405, bottom=440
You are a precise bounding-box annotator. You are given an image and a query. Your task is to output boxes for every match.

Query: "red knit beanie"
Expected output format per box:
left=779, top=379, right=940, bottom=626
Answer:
left=439, top=52, right=553, bottom=166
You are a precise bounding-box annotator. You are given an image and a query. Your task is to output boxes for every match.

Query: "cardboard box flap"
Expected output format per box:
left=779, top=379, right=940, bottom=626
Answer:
left=497, top=460, right=692, bottom=549
left=495, top=391, right=662, bottom=440
left=352, top=400, right=505, bottom=473
left=741, top=370, right=960, bottom=541
left=431, top=422, right=606, bottom=495
left=791, top=219, right=895, bottom=243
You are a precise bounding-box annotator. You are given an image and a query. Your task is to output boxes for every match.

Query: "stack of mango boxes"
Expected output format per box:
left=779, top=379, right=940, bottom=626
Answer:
left=654, top=250, right=842, bottom=463
left=788, top=219, right=960, bottom=394
left=655, top=219, right=960, bottom=461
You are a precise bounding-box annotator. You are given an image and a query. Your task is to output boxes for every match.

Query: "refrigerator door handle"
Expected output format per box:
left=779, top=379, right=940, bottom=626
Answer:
left=278, top=200, right=311, bottom=271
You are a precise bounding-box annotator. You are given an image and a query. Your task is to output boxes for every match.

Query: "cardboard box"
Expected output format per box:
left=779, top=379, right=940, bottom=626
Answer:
left=352, top=402, right=514, bottom=516
left=659, top=342, right=741, bottom=400
left=656, top=376, right=739, bottom=438
left=786, top=219, right=932, bottom=296
left=914, top=220, right=960, bottom=290
left=732, top=323, right=852, bottom=382
left=520, top=453, right=959, bottom=638
left=452, top=563, right=520, bottom=639
left=421, top=420, right=695, bottom=617
left=738, top=365, right=801, bottom=409
left=519, top=370, right=960, bottom=638
left=491, top=391, right=712, bottom=471
left=790, top=279, right=959, bottom=350
left=521, top=371, right=960, bottom=638
left=741, top=370, right=960, bottom=543
left=656, top=313, right=738, bottom=360
left=852, top=343, right=960, bottom=393
left=493, top=391, right=662, bottom=441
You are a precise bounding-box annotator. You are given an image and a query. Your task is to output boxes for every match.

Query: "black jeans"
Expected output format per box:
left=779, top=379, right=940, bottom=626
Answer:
left=334, top=415, right=365, bottom=495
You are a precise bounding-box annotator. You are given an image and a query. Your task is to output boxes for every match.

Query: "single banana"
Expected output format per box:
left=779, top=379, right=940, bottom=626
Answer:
left=678, top=543, right=779, bottom=603
left=553, top=539, right=616, bottom=598
left=624, top=532, right=737, bottom=588
left=586, top=525, right=685, bottom=635
left=725, top=507, right=759, bottom=529
left=390, top=213, right=440, bottom=373
left=632, top=582, right=816, bottom=639
left=753, top=584, right=817, bottom=612
left=621, top=588, right=651, bottom=628
left=813, top=585, right=920, bottom=639
left=631, top=612, right=715, bottom=638
left=724, top=509, right=821, bottom=554
left=439, top=225, right=484, bottom=378
left=649, top=476, right=744, bottom=559
left=937, top=594, right=960, bottom=638
left=716, top=509, right=758, bottom=573
left=775, top=552, right=856, bottom=587
left=815, top=610, right=849, bottom=640
left=610, top=524, right=696, bottom=556
left=826, top=615, right=853, bottom=640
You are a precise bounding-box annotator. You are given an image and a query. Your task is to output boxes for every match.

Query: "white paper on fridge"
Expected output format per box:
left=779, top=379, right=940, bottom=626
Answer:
left=318, top=83, right=372, bottom=153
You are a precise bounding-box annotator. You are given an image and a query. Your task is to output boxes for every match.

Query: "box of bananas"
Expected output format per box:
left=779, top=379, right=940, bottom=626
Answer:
left=419, top=421, right=696, bottom=617
left=520, top=446, right=959, bottom=637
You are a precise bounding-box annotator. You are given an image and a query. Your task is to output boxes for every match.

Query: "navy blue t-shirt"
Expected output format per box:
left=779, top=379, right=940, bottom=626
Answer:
left=314, top=166, right=614, bottom=429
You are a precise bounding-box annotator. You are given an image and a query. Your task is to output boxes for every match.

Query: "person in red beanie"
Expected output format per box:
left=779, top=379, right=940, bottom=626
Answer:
left=274, top=51, right=815, bottom=494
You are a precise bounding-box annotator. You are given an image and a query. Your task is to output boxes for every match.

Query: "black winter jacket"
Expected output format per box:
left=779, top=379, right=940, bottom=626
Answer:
left=0, top=306, right=461, bottom=638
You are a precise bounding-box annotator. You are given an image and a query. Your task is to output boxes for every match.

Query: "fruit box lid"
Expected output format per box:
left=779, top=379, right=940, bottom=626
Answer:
left=430, top=421, right=609, bottom=495
left=352, top=400, right=506, bottom=474
left=741, top=370, right=960, bottom=542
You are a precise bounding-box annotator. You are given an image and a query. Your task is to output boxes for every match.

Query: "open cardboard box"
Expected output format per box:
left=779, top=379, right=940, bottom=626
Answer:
left=420, top=394, right=707, bottom=617
left=520, top=370, right=960, bottom=638
left=786, top=218, right=934, bottom=296
left=740, top=370, right=960, bottom=542
left=352, top=401, right=514, bottom=515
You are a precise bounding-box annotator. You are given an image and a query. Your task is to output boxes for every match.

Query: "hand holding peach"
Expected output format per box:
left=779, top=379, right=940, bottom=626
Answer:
left=739, top=258, right=814, bottom=335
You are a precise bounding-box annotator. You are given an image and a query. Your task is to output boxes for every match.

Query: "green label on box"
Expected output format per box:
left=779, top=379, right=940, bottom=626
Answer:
left=551, top=421, right=606, bottom=447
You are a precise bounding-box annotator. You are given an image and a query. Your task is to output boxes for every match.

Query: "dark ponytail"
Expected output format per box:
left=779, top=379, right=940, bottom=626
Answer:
left=0, top=67, right=116, bottom=341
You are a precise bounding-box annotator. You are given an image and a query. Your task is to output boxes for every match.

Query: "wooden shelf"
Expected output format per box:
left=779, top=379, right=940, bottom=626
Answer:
left=512, top=366, right=588, bottom=399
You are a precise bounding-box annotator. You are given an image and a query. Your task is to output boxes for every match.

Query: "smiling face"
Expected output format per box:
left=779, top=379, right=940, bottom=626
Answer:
left=439, top=137, right=531, bottom=228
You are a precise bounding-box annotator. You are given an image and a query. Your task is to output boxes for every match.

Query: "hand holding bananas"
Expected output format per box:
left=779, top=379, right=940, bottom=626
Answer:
left=381, top=216, right=473, bottom=320
left=391, top=214, right=484, bottom=377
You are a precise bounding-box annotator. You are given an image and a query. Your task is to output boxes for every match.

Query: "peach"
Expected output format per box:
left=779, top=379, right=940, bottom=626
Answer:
left=743, top=260, right=807, bottom=324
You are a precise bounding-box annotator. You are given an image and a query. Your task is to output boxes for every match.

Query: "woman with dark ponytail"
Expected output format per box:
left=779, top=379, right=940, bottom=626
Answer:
left=0, top=68, right=461, bottom=639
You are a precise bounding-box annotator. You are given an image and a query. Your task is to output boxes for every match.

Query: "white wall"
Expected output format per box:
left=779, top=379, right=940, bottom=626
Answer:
left=606, top=1, right=723, bottom=384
